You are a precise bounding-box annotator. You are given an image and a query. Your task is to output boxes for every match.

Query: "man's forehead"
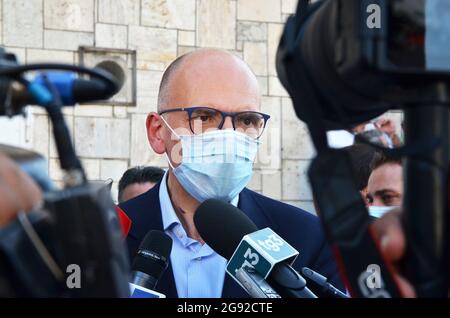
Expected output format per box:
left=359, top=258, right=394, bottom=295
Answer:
left=368, top=163, right=403, bottom=192
left=179, top=49, right=250, bottom=72
left=372, top=163, right=402, bottom=176
left=159, top=49, right=260, bottom=112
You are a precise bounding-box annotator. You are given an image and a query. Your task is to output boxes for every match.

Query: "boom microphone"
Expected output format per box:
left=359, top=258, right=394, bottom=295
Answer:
left=12, top=65, right=124, bottom=108
left=0, top=47, right=124, bottom=115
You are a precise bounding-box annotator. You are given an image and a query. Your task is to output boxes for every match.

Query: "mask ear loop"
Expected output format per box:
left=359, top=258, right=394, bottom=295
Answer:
left=164, top=152, right=176, bottom=170
left=17, top=211, right=64, bottom=282
left=160, top=114, right=180, bottom=170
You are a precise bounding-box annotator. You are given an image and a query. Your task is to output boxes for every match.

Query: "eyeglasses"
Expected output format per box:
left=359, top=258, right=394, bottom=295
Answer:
left=159, top=106, right=271, bottom=139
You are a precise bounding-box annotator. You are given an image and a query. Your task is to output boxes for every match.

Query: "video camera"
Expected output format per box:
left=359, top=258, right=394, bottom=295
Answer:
left=0, top=48, right=130, bottom=297
left=277, top=0, right=450, bottom=297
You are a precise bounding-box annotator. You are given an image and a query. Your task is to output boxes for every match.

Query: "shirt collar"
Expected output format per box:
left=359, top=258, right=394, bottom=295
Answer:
left=159, top=171, right=239, bottom=232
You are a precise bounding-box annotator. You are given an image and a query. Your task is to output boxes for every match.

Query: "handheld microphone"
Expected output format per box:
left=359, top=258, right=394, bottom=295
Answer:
left=194, top=199, right=317, bottom=298
left=129, top=230, right=172, bottom=298
left=301, top=267, right=348, bottom=298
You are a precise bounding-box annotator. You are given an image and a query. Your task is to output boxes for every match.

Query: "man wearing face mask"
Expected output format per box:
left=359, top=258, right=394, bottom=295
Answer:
left=118, top=49, right=344, bottom=298
left=366, top=152, right=403, bottom=219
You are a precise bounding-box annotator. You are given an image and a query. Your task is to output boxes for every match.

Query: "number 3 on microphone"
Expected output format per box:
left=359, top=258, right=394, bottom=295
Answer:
left=241, top=248, right=259, bottom=270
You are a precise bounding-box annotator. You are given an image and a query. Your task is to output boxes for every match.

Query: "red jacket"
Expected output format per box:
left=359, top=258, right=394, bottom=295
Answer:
left=115, top=205, right=131, bottom=237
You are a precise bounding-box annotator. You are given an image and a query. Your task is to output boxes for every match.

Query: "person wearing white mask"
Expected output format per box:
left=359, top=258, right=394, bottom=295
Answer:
left=366, top=153, right=403, bottom=218
left=118, top=48, right=344, bottom=298
left=375, top=118, right=402, bottom=148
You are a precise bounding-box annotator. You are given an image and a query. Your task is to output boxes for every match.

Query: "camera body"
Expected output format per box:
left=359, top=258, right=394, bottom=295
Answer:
left=277, top=0, right=450, bottom=128
left=346, top=0, right=450, bottom=76
left=276, top=0, right=450, bottom=297
left=0, top=49, right=130, bottom=297
left=337, top=0, right=450, bottom=99
left=0, top=182, right=130, bottom=297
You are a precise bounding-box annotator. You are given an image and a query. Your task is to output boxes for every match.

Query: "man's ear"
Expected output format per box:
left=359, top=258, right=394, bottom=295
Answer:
left=146, top=112, right=166, bottom=154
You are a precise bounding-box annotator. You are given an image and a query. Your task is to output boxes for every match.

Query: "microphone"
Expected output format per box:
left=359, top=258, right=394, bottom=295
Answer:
left=301, top=267, right=348, bottom=298
left=194, top=199, right=317, bottom=298
left=235, top=267, right=281, bottom=298
left=129, top=230, right=172, bottom=298
left=6, top=63, right=124, bottom=112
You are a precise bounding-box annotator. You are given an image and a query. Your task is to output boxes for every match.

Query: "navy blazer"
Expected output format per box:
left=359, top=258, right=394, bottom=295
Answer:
left=119, top=182, right=344, bottom=298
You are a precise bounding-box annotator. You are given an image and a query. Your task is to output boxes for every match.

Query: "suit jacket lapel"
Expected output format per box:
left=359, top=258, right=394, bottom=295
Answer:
left=127, top=182, right=164, bottom=240
left=157, top=261, right=178, bottom=298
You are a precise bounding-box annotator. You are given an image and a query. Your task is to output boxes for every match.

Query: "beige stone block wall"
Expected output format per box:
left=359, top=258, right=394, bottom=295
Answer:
left=0, top=0, right=403, bottom=210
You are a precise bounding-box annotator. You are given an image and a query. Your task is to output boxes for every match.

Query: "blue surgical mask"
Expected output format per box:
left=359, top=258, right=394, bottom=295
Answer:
left=368, top=206, right=398, bottom=219
left=161, top=116, right=260, bottom=202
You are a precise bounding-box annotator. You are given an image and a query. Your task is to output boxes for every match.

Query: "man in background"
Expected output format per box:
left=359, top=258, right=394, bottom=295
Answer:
left=118, top=166, right=165, bottom=203
left=366, top=153, right=403, bottom=218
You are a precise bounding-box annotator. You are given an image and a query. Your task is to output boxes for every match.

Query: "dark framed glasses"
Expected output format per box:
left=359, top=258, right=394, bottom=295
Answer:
left=159, top=106, right=271, bottom=139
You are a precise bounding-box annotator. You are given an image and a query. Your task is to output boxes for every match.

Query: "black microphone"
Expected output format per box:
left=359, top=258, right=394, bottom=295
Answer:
left=301, top=267, right=348, bottom=298
left=15, top=65, right=124, bottom=107
left=130, top=230, right=172, bottom=297
left=194, top=199, right=317, bottom=298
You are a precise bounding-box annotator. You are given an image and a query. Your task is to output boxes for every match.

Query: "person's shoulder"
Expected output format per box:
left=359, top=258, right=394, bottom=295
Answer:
left=242, top=189, right=324, bottom=246
left=119, top=183, right=160, bottom=219
left=244, top=188, right=318, bottom=225
left=243, top=189, right=344, bottom=290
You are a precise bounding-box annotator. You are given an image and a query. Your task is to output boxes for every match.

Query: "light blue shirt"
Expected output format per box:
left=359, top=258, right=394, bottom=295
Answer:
left=159, top=172, right=239, bottom=298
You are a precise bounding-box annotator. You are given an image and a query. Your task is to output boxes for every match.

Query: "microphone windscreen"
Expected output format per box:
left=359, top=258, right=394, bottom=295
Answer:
left=131, top=230, right=172, bottom=280
left=95, top=60, right=125, bottom=93
left=194, top=199, right=258, bottom=259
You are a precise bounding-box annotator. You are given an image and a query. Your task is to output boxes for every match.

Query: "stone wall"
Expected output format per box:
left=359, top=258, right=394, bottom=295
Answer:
left=0, top=0, right=402, bottom=211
